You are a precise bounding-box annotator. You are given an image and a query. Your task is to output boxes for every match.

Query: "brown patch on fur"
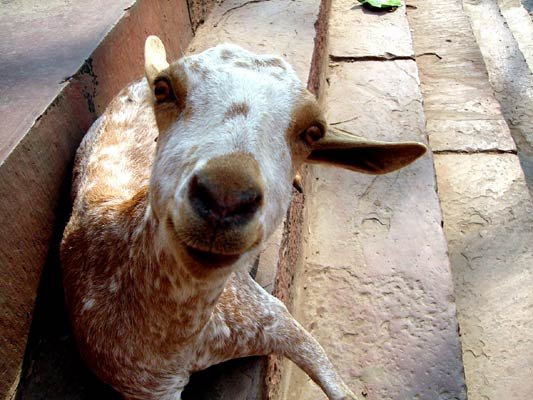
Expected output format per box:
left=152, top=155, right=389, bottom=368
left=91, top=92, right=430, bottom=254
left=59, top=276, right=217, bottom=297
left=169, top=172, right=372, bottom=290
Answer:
left=182, top=105, right=193, bottom=121
left=234, top=60, right=252, bottom=69
left=253, top=58, right=285, bottom=69
left=116, top=186, right=150, bottom=217
left=270, top=72, right=284, bottom=81
left=173, top=152, right=264, bottom=259
left=220, top=49, right=235, bottom=60
left=224, top=102, right=250, bottom=120
left=188, top=60, right=202, bottom=73
left=260, top=57, right=286, bottom=69
left=187, top=59, right=210, bottom=79
left=285, top=90, right=327, bottom=169
left=152, top=63, right=188, bottom=135
left=234, top=58, right=286, bottom=71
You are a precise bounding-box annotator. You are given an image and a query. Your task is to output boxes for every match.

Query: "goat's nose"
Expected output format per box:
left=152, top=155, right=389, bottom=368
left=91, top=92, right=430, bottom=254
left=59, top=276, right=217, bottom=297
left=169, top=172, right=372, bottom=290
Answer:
left=188, top=154, right=264, bottom=225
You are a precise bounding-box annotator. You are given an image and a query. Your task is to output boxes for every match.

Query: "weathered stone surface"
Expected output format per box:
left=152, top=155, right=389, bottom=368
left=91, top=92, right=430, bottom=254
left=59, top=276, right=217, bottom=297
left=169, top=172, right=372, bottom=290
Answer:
left=255, top=225, right=283, bottom=294
left=0, top=0, right=134, bottom=163
left=188, top=0, right=321, bottom=82
left=462, top=0, right=533, bottom=192
left=409, top=0, right=533, bottom=397
left=329, top=0, right=413, bottom=58
left=426, top=119, right=516, bottom=152
left=406, top=0, right=517, bottom=154
left=186, top=0, right=218, bottom=31
left=282, top=59, right=467, bottom=399
left=499, top=0, right=533, bottom=72
left=435, top=154, right=533, bottom=400
left=1, top=1, right=193, bottom=398
left=325, top=61, right=425, bottom=143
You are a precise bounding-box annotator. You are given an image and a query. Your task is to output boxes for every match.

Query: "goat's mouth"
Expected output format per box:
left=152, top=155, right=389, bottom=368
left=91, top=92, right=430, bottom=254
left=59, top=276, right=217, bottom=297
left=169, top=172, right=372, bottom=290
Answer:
left=167, top=210, right=263, bottom=269
left=184, top=245, right=241, bottom=268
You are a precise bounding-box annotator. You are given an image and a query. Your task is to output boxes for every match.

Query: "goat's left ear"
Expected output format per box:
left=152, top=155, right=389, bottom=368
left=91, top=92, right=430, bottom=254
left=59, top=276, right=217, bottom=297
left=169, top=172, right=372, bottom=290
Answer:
left=144, top=35, right=170, bottom=83
left=307, top=126, right=428, bottom=174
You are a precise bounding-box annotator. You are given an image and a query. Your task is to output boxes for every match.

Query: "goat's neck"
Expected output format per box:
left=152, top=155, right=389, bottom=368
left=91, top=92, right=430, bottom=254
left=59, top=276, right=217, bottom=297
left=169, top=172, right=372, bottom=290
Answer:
left=126, top=188, right=233, bottom=340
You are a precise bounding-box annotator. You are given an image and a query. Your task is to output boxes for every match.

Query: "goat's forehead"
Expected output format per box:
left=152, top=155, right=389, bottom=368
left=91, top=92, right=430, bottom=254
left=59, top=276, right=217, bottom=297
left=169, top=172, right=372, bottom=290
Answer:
left=179, top=45, right=303, bottom=98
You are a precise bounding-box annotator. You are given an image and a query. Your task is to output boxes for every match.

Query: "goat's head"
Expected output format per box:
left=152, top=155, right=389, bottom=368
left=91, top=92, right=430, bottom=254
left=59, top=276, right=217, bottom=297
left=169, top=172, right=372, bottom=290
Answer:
left=144, top=36, right=426, bottom=276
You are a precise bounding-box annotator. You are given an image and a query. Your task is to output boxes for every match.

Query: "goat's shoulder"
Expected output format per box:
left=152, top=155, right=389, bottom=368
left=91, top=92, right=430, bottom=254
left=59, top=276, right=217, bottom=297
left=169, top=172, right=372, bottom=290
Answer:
left=72, top=78, right=156, bottom=206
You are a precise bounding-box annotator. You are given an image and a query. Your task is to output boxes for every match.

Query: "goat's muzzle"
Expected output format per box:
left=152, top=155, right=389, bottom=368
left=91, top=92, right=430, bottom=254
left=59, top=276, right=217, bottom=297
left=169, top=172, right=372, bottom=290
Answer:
left=188, top=168, right=263, bottom=228
left=172, top=152, right=264, bottom=267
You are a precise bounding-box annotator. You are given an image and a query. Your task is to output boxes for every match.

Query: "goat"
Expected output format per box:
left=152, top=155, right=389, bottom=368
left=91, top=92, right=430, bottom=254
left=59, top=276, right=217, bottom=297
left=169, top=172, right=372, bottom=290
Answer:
left=61, top=36, right=426, bottom=400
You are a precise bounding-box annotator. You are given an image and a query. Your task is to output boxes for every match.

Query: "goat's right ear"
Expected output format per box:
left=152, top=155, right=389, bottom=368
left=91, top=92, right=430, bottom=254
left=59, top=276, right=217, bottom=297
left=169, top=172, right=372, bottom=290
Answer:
left=144, top=36, right=170, bottom=84
left=307, top=126, right=427, bottom=174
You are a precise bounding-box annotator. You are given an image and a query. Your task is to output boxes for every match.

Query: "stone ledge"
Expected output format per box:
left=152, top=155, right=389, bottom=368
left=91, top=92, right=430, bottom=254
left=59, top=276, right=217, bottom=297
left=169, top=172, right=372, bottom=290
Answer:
left=282, top=59, right=466, bottom=400
left=329, top=0, right=413, bottom=58
left=2, top=1, right=196, bottom=398
left=435, top=153, right=533, bottom=400
left=462, top=0, right=533, bottom=193
left=406, top=0, right=518, bottom=154
left=280, top=1, right=467, bottom=397
left=408, top=0, right=533, bottom=397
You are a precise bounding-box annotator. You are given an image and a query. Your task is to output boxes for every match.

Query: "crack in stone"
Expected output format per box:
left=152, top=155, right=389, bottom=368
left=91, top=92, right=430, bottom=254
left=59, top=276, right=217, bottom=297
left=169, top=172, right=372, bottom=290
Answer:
left=432, top=149, right=517, bottom=155
left=330, top=52, right=442, bottom=63
left=185, top=0, right=196, bottom=34
left=330, top=54, right=415, bottom=62
left=214, top=0, right=272, bottom=27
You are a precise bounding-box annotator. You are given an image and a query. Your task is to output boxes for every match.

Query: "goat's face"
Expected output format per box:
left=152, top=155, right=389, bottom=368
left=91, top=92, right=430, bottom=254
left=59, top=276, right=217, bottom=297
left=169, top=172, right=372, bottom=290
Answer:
left=144, top=37, right=427, bottom=275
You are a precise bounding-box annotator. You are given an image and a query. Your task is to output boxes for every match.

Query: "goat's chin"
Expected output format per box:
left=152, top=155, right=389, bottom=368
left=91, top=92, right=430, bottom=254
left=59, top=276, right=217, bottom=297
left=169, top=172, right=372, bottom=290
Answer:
left=182, top=245, right=241, bottom=268
left=165, top=214, right=263, bottom=273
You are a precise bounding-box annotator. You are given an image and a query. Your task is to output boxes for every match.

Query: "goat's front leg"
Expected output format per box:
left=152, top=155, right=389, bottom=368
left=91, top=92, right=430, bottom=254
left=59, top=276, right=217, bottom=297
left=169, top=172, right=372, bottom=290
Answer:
left=267, top=301, right=358, bottom=400
left=198, top=273, right=358, bottom=400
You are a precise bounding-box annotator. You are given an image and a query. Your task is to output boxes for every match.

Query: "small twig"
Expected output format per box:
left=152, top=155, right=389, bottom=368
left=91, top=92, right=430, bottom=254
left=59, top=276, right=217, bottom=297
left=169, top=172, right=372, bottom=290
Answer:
left=330, top=116, right=359, bottom=126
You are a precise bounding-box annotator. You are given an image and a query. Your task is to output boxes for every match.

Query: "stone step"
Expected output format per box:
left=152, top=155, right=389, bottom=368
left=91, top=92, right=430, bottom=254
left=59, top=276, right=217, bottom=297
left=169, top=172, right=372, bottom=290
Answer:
left=407, top=0, right=533, bottom=398
left=0, top=1, right=197, bottom=398
left=462, top=0, right=533, bottom=193
left=280, top=1, right=467, bottom=399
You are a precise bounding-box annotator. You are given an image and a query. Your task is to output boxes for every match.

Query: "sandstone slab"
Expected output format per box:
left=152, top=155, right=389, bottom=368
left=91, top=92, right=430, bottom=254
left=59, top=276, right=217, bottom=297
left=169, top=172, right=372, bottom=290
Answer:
left=329, top=0, right=413, bottom=58
left=2, top=1, right=193, bottom=397
left=0, top=0, right=134, bottom=163
left=408, top=0, right=533, bottom=397
left=406, top=0, right=517, bottom=154
left=282, top=60, right=467, bottom=399
left=499, top=0, right=533, bottom=73
left=462, top=0, right=533, bottom=192
left=189, top=0, right=321, bottom=82
left=426, top=119, right=515, bottom=153
left=435, top=154, right=533, bottom=400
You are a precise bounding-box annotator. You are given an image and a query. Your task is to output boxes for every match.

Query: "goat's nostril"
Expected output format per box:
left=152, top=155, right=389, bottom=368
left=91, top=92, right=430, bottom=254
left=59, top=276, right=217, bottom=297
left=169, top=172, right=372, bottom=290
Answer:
left=233, top=191, right=263, bottom=218
left=189, top=175, right=218, bottom=216
left=188, top=172, right=263, bottom=224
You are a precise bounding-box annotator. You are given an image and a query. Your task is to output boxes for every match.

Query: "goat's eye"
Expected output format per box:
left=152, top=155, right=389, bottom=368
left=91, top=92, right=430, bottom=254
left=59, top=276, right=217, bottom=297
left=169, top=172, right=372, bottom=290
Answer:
left=300, top=125, right=325, bottom=145
left=154, top=78, right=174, bottom=103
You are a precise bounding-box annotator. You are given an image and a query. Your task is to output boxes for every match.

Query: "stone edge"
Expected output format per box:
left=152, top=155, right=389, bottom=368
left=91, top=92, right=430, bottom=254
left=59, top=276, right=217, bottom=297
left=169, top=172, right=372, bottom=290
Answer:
left=0, top=1, right=221, bottom=398
left=262, top=0, right=333, bottom=398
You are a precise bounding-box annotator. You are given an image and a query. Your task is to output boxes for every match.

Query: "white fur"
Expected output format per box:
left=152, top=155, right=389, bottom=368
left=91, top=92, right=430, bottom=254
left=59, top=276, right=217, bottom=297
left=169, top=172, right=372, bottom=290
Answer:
left=150, top=45, right=301, bottom=249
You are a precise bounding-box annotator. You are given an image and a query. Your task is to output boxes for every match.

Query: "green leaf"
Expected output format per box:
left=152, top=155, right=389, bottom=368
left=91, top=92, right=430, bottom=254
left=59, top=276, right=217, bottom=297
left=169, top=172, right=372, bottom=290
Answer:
left=358, top=0, right=403, bottom=8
